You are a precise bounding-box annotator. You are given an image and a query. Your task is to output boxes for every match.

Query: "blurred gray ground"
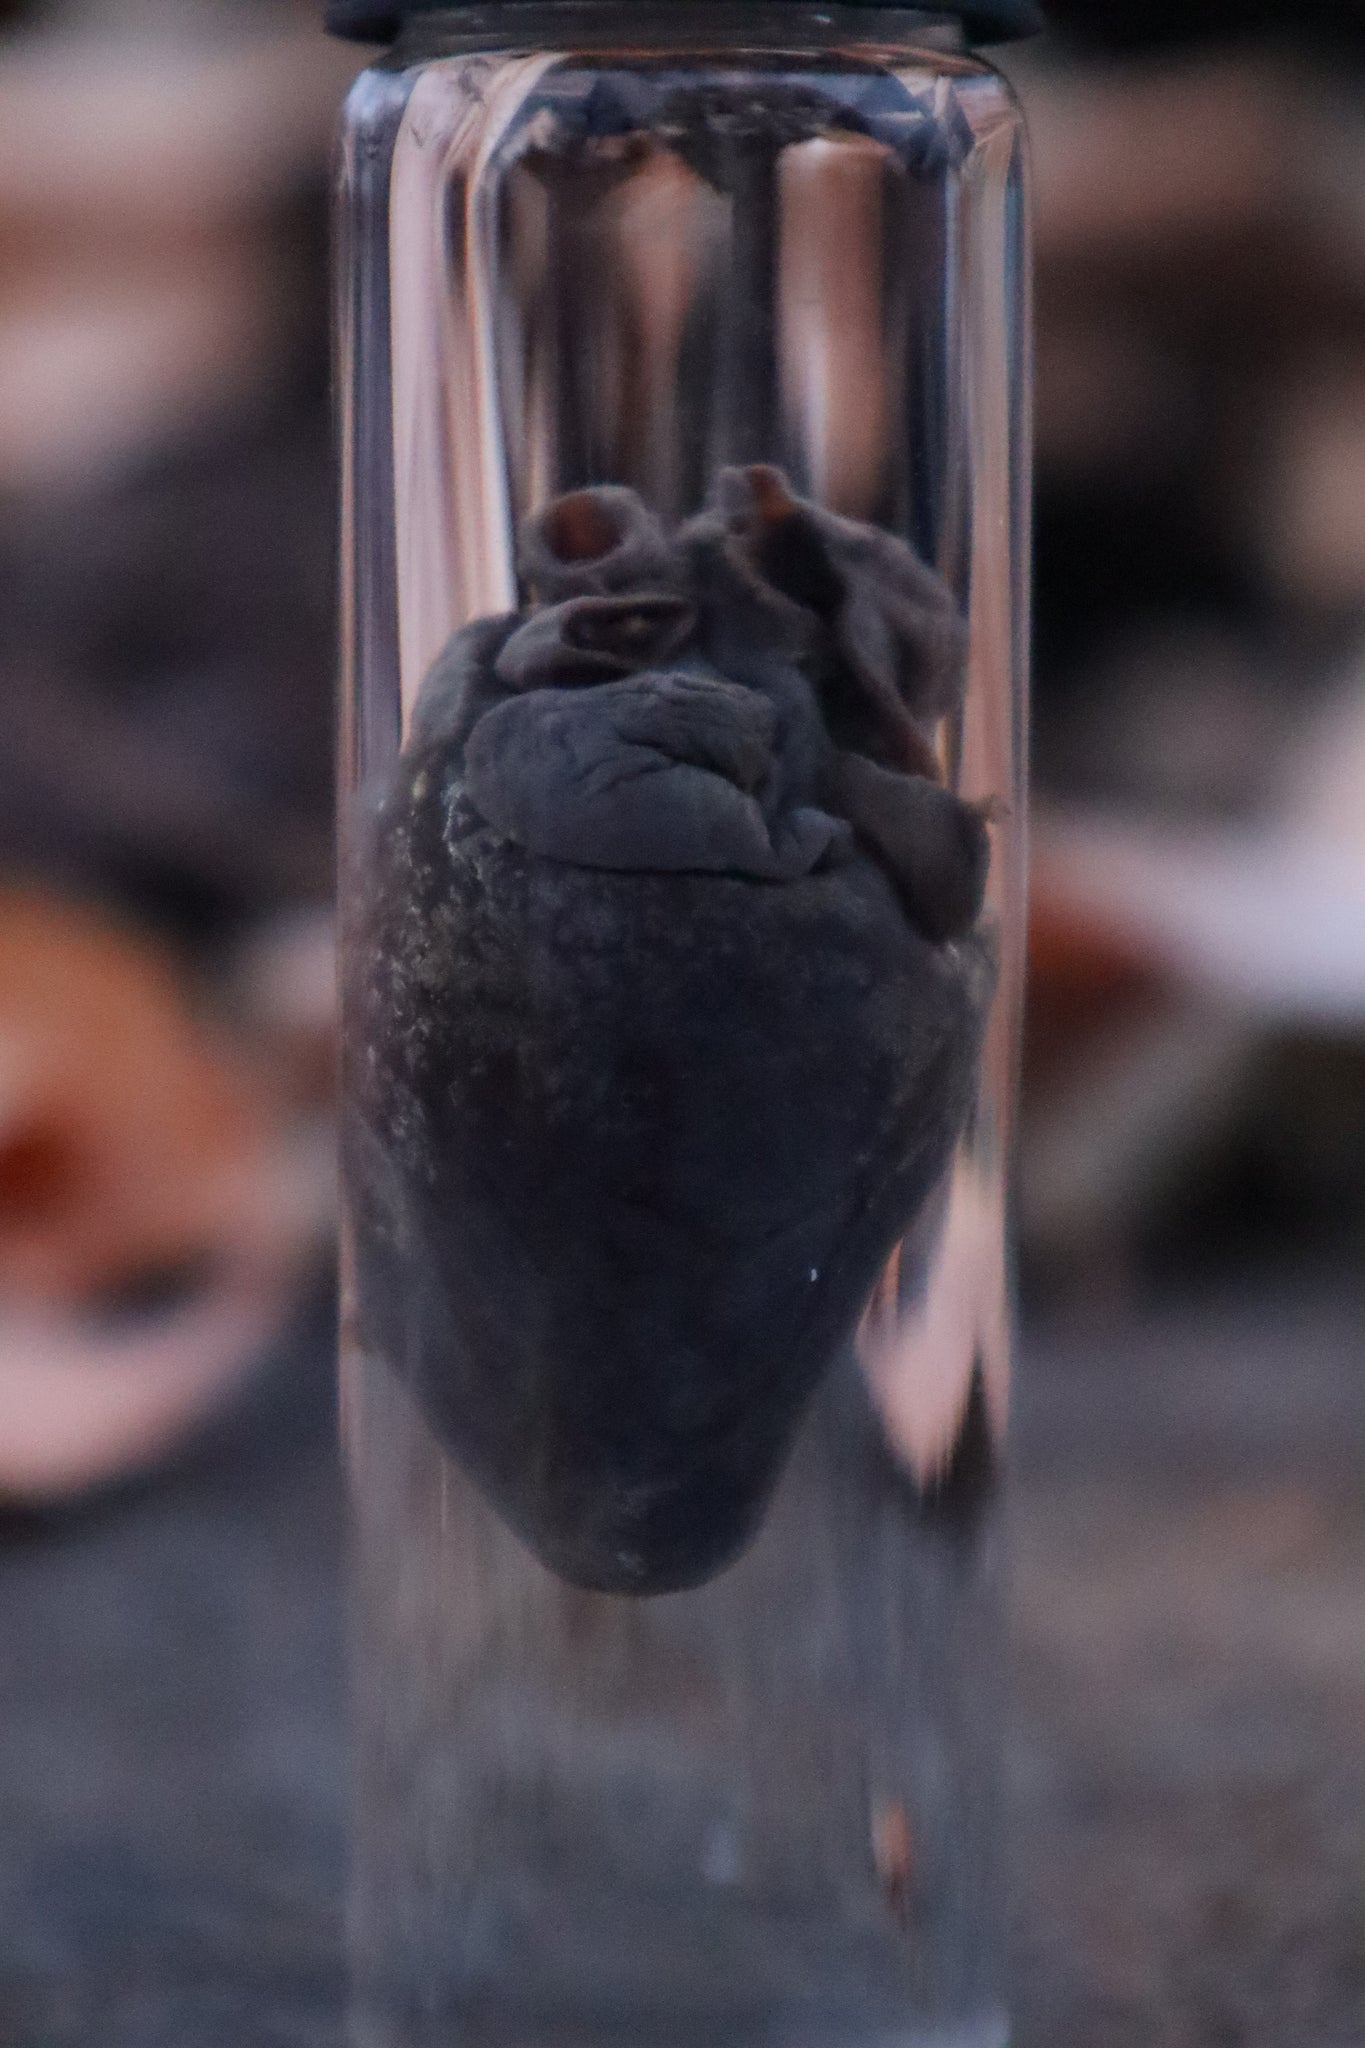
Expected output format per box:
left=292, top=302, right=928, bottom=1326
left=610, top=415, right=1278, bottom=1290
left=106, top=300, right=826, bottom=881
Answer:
left=1011, top=1271, right=1365, bottom=2048
left=0, top=1267, right=1360, bottom=2048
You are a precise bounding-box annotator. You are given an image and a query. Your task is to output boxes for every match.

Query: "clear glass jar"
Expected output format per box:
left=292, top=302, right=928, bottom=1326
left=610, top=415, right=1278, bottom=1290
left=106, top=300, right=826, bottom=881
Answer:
left=335, top=8, right=1030, bottom=2042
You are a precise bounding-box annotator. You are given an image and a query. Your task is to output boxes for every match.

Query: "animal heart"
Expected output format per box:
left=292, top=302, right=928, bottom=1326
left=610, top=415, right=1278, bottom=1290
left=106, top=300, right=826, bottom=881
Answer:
left=343, top=473, right=995, bottom=1594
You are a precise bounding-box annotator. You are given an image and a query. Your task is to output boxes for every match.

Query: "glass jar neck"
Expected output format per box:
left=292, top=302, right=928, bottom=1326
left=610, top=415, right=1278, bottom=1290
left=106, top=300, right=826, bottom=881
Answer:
left=389, top=3, right=973, bottom=63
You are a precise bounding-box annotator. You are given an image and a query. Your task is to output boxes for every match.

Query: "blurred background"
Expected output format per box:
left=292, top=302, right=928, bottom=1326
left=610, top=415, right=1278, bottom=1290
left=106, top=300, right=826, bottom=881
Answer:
left=0, top=2, right=1360, bottom=2044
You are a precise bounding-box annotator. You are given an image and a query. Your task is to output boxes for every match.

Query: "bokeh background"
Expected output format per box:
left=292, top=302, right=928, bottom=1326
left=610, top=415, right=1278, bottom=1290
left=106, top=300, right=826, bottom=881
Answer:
left=0, top=3, right=1360, bottom=2044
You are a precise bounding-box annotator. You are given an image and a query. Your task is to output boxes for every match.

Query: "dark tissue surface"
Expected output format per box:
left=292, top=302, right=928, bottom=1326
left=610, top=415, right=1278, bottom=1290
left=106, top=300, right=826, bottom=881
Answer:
left=345, top=467, right=995, bottom=1595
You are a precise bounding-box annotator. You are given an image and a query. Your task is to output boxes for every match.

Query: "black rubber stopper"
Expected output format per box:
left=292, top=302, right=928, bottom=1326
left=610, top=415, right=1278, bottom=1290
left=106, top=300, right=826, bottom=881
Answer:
left=327, top=1, right=1042, bottom=45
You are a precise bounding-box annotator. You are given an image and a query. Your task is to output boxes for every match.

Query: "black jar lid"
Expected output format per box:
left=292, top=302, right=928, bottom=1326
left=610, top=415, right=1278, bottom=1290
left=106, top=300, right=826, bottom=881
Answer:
left=327, top=0, right=1042, bottom=44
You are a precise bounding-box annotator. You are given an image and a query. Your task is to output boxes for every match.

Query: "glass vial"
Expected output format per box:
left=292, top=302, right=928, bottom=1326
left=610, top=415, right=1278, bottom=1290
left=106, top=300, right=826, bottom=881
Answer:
left=334, top=6, right=1031, bottom=2042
